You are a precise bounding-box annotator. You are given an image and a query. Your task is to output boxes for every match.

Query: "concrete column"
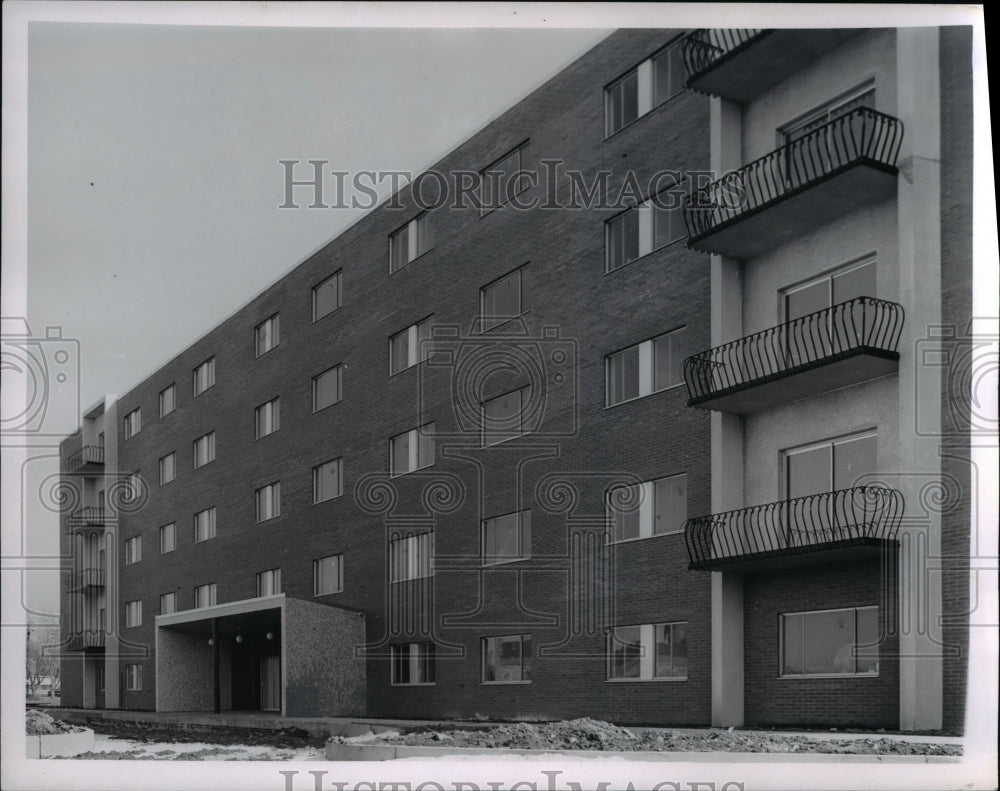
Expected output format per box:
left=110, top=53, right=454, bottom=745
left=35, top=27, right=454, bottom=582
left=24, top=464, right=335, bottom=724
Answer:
left=895, top=26, right=943, bottom=732
left=102, top=396, right=121, bottom=709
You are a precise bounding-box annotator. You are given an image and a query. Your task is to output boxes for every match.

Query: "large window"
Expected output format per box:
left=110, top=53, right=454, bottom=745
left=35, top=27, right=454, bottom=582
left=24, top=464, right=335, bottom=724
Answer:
left=256, top=568, right=282, bottom=597
left=255, top=482, right=281, bottom=523
left=160, top=523, right=177, bottom=554
left=607, top=473, right=687, bottom=542
left=159, top=384, right=176, bottom=417
left=125, top=664, right=142, bottom=691
left=313, top=458, right=343, bottom=503
left=255, top=398, right=280, bottom=439
left=313, top=554, right=344, bottom=595
left=480, top=145, right=526, bottom=213
left=193, top=583, right=217, bottom=609
left=483, top=510, right=531, bottom=565
left=608, top=622, right=688, bottom=681
left=193, top=358, right=215, bottom=396
left=312, top=271, right=342, bottom=321
left=390, top=214, right=434, bottom=273
left=312, top=365, right=343, bottom=412
left=255, top=314, right=280, bottom=358
left=482, top=634, right=532, bottom=683
left=193, top=507, right=216, bottom=543
left=391, top=643, right=435, bottom=685
left=784, top=432, right=877, bottom=498
left=193, top=431, right=216, bottom=468
left=606, top=187, right=685, bottom=272
left=124, top=536, right=141, bottom=565
left=123, top=408, right=141, bottom=439
left=124, top=600, right=142, bottom=628
left=159, top=452, right=176, bottom=485
left=389, top=317, right=433, bottom=374
left=390, top=423, right=435, bottom=477
left=480, top=267, right=524, bottom=331
left=482, top=387, right=530, bottom=446
left=159, top=592, right=176, bottom=615
left=605, top=40, right=685, bottom=136
left=606, top=328, right=687, bottom=406
left=781, top=606, right=879, bottom=677
left=390, top=532, right=434, bottom=582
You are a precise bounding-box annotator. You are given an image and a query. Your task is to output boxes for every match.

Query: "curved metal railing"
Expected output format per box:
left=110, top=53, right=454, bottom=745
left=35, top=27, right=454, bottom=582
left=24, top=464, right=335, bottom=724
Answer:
left=683, top=297, right=904, bottom=405
left=685, top=486, right=903, bottom=570
left=681, top=29, right=767, bottom=80
left=67, top=630, right=106, bottom=651
left=683, top=107, right=904, bottom=242
left=67, top=445, right=105, bottom=471
left=71, top=506, right=108, bottom=526
left=69, top=568, right=105, bottom=591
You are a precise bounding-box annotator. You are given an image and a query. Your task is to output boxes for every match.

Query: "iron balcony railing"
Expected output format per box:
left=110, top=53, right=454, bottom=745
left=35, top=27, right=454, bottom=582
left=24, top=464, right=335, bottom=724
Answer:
left=71, top=506, right=108, bottom=526
left=684, top=297, right=904, bottom=406
left=681, top=29, right=767, bottom=81
left=685, top=486, right=903, bottom=570
left=683, top=107, right=904, bottom=242
left=67, top=444, right=105, bottom=472
left=67, top=630, right=106, bottom=651
left=69, top=568, right=105, bottom=591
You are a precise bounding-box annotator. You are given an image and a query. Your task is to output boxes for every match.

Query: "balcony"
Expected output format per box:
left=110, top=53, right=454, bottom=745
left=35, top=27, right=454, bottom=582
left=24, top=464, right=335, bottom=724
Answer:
left=67, top=630, right=106, bottom=651
left=70, top=507, right=109, bottom=528
left=685, top=486, right=903, bottom=572
left=69, top=568, right=106, bottom=591
left=683, top=297, right=904, bottom=413
left=682, top=29, right=867, bottom=103
left=67, top=445, right=105, bottom=474
left=683, top=107, right=903, bottom=258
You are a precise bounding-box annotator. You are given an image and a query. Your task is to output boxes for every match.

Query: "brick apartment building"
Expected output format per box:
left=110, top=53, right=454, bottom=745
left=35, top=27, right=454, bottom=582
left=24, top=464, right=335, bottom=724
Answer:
left=59, top=27, right=973, bottom=731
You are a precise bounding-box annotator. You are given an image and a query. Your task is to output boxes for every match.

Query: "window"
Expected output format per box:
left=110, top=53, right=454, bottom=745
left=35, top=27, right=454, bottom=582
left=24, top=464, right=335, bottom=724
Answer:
left=390, top=532, right=434, bottom=582
left=391, top=643, right=435, bottom=685
left=125, top=664, right=142, bottom=691
left=160, top=522, right=176, bottom=554
left=123, top=408, right=141, bottom=439
left=124, top=600, right=142, bottom=627
left=607, top=473, right=687, bottom=542
left=483, top=510, right=531, bottom=565
left=482, top=387, right=530, bottom=446
left=785, top=432, right=877, bottom=499
left=159, top=452, right=176, bottom=485
left=193, top=507, right=216, bottom=543
left=193, top=583, right=217, bottom=609
left=606, top=328, right=687, bottom=406
left=255, top=314, right=280, bottom=357
left=160, top=592, right=176, bottom=615
left=480, top=267, right=524, bottom=331
left=124, top=536, right=141, bottom=565
left=313, top=458, right=343, bottom=504
left=255, top=398, right=280, bottom=438
left=97, top=665, right=106, bottom=692
left=193, top=358, right=215, bottom=396
left=312, top=270, right=342, bottom=321
left=122, top=472, right=141, bottom=505
left=480, top=145, right=525, bottom=212
left=312, top=365, right=343, bottom=412
left=606, top=187, right=685, bottom=272
left=390, top=423, right=435, bottom=476
left=608, top=622, right=688, bottom=680
left=256, top=482, right=281, bottom=522
left=389, top=317, right=434, bottom=374
left=313, top=554, right=344, bottom=595
left=389, top=214, right=434, bottom=273
left=781, top=84, right=876, bottom=146
left=781, top=606, right=878, bottom=676
left=159, top=384, right=176, bottom=417
left=605, top=40, right=685, bottom=136
left=483, top=634, right=532, bottom=683
left=256, top=568, right=282, bottom=597
left=193, top=431, right=216, bottom=468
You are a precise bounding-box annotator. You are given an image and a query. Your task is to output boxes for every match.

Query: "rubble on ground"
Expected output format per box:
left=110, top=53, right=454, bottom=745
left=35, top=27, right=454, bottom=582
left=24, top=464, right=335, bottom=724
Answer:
left=25, top=709, right=85, bottom=736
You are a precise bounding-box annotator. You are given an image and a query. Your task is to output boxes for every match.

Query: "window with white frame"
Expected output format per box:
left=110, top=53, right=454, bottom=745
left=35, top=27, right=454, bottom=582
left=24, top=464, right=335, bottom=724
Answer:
left=483, top=510, right=531, bottom=565
left=607, top=473, right=687, bottom=542
left=159, top=452, right=176, bottom=485
left=482, top=387, right=530, bottom=446
left=255, top=314, right=280, bottom=357
left=483, top=634, right=532, bottom=683
left=391, top=643, right=435, bottom=685
left=255, top=482, right=281, bottom=522
left=123, top=408, right=141, bottom=439
left=781, top=83, right=876, bottom=146
left=606, top=327, right=687, bottom=406
left=784, top=431, right=877, bottom=499
left=389, top=317, right=434, bottom=374
left=159, top=592, right=177, bottom=615
left=312, top=365, right=342, bottom=412
left=606, top=187, right=686, bottom=272
left=312, top=270, right=342, bottom=321
left=193, top=358, right=215, bottom=396
left=124, top=536, right=141, bottom=565
left=124, top=600, right=142, bottom=627
left=605, top=39, right=686, bottom=136
left=608, top=622, right=688, bottom=680
left=390, top=423, right=435, bottom=477
left=480, top=267, right=524, bottom=331
left=312, top=458, right=343, bottom=504
left=390, top=532, right=434, bottom=582
left=255, top=398, right=280, bottom=438
left=159, top=384, right=176, bottom=417
left=313, top=554, right=344, bottom=595
left=193, top=583, right=217, bottom=609
left=125, top=663, right=142, bottom=691
left=256, top=568, right=282, bottom=597
left=193, top=431, right=216, bottom=468
left=480, top=145, right=526, bottom=212
left=193, top=507, right=216, bottom=543
left=160, top=522, right=176, bottom=554
left=389, top=214, right=434, bottom=273
left=781, top=606, right=878, bottom=676
left=122, top=472, right=141, bottom=505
